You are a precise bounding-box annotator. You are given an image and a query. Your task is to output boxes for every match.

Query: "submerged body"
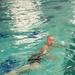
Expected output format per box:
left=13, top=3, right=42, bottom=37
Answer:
left=4, top=44, right=52, bottom=75
left=4, top=35, right=65, bottom=75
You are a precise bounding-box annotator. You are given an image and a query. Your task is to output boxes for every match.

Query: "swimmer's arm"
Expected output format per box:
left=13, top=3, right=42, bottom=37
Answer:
left=43, top=54, right=60, bottom=60
left=53, top=44, right=67, bottom=48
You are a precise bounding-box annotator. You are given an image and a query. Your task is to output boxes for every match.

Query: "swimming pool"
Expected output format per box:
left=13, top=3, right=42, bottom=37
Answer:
left=0, top=0, right=75, bottom=75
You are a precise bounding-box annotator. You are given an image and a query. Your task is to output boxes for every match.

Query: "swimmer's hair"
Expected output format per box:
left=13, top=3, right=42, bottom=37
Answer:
left=47, top=35, right=54, bottom=38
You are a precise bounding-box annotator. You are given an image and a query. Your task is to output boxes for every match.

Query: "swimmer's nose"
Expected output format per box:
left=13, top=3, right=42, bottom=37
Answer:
left=51, top=41, right=54, bottom=44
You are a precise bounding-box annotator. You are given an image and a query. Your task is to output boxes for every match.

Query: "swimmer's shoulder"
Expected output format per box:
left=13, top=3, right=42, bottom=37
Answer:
left=41, top=44, right=48, bottom=50
left=38, top=44, right=47, bottom=53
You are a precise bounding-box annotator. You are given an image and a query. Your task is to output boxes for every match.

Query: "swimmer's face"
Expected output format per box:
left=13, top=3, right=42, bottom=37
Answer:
left=46, top=36, right=54, bottom=46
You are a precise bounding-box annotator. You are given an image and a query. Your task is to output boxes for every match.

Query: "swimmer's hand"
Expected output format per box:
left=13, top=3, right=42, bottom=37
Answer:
left=43, top=54, right=60, bottom=60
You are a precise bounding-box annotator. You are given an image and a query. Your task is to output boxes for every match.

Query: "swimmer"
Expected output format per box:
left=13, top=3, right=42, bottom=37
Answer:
left=4, top=35, right=66, bottom=75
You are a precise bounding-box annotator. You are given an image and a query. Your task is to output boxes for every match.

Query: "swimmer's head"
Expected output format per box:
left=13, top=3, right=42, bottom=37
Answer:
left=46, top=35, right=54, bottom=46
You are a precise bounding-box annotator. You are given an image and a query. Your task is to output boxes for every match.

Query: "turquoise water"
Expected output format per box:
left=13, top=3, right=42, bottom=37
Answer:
left=0, top=0, right=75, bottom=75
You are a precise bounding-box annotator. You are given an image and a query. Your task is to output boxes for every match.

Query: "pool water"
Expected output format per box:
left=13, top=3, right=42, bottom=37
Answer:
left=0, top=0, right=75, bottom=75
